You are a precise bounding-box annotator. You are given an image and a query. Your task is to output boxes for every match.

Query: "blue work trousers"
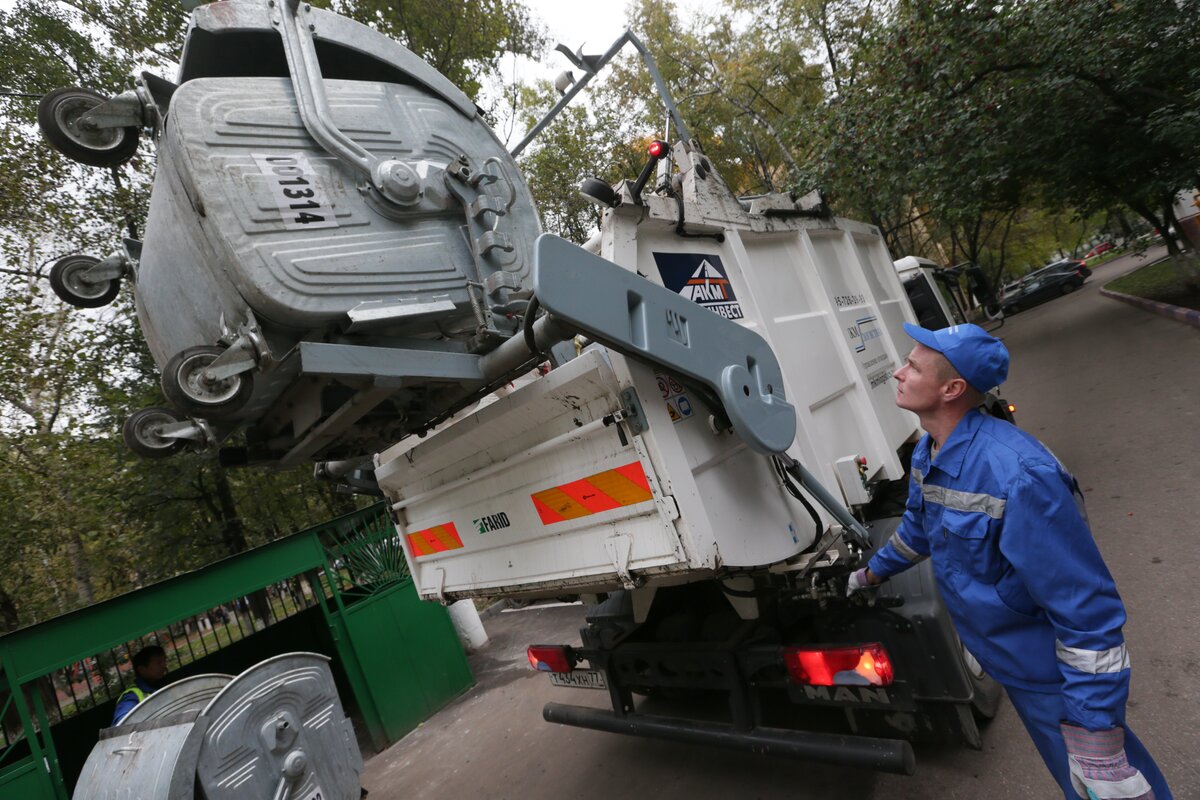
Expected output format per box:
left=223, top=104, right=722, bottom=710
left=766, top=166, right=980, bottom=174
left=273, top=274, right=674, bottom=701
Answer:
left=1005, top=684, right=1172, bottom=799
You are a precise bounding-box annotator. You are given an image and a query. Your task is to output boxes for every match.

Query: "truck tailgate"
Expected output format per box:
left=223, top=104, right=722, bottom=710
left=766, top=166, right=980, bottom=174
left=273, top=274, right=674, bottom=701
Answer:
left=374, top=350, right=689, bottom=600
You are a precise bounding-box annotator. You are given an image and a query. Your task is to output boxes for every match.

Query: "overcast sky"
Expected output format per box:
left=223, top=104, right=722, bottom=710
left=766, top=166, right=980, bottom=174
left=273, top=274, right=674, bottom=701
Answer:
left=500, top=0, right=722, bottom=92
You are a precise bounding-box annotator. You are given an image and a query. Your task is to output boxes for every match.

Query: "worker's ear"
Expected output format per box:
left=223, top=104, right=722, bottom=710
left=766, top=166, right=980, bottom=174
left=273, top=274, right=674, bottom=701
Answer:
left=942, top=377, right=969, bottom=402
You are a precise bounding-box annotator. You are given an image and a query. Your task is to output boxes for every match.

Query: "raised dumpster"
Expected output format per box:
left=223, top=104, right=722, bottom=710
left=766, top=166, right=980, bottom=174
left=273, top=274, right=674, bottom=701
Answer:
left=38, top=0, right=542, bottom=468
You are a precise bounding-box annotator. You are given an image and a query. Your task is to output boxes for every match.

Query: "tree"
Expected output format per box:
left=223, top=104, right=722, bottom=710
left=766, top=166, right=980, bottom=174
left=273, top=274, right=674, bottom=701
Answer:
left=328, top=0, right=543, bottom=100
left=818, top=0, right=1200, bottom=285
left=0, top=0, right=539, bottom=628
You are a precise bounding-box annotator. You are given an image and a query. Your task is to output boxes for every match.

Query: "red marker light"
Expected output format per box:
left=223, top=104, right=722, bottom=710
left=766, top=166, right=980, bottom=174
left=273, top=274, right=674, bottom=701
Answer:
left=783, top=643, right=894, bottom=687
left=527, top=645, right=574, bottom=673
left=648, top=140, right=669, bottom=159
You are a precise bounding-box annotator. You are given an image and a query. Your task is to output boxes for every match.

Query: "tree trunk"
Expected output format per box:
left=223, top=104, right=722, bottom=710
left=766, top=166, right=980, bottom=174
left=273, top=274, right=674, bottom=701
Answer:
left=0, top=583, right=20, bottom=634
left=66, top=530, right=95, bottom=606
left=208, top=463, right=275, bottom=627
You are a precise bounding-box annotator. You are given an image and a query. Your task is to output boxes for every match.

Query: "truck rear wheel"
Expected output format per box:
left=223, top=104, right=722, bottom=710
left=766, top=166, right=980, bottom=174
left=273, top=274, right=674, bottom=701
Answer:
left=961, top=642, right=1003, bottom=721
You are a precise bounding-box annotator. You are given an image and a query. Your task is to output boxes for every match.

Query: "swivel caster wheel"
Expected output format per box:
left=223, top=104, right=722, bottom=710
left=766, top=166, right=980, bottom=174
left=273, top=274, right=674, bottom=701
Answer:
left=49, top=254, right=121, bottom=308
left=123, top=407, right=186, bottom=459
left=38, top=86, right=140, bottom=167
left=161, top=346, right=254, bottom=419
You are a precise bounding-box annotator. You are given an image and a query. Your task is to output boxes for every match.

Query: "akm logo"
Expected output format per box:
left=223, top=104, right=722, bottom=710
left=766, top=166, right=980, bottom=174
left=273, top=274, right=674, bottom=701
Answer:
left=681, top=259, right=731, bottom=302
left=653, top=252, right=745, bottom=320
left=473, top=512, right=511, bottom=534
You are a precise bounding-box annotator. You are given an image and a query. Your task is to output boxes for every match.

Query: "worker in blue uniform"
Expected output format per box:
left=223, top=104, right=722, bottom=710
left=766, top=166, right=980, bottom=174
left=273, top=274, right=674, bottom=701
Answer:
left=848, top=323, right=1170, bottom=800
left=111, top=644, right=168, bottom=725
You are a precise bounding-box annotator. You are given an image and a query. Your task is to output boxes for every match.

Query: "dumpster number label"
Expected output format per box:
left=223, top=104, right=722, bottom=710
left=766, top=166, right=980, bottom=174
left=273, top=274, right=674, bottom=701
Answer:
left=252, top=152, right=339, bottom=230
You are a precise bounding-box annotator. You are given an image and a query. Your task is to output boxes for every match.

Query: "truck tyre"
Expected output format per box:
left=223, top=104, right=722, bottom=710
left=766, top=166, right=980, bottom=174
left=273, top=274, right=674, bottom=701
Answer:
left=38, top=87, right=140, bottom=168
left=960, top=640, right=1002, bottom=720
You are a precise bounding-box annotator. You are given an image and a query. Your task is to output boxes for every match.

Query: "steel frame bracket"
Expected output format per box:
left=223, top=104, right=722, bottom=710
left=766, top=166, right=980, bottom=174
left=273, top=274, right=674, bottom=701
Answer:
left=533, top=234, right=796, bottom=455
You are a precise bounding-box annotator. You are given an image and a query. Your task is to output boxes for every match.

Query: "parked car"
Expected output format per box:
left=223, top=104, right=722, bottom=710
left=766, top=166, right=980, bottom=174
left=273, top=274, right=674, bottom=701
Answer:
left=1044, top=258, right=1091, bottom=278
left=1001, top=262, right=1089, bottom=314
left=1084, top=242, right=1114, bottom=260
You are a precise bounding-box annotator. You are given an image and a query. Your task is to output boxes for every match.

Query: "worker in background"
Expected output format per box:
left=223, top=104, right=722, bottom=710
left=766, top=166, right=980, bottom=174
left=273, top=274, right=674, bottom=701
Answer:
left=111, top=645, right=168, bottom=725
left=847, top=323, right=1171, bottom=800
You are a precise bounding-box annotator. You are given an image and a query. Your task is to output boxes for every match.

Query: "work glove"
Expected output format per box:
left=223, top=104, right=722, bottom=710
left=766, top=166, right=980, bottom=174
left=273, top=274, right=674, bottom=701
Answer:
left=846, top=567, right=875, bottom=597
left=1061, top=723, right=1154, bottom=800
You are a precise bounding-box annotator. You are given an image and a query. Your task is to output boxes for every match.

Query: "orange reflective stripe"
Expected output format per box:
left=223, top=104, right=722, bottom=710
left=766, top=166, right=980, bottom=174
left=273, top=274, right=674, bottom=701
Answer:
left=557, top=477, right=623, bottom=514
left=531, top=461, right=654, bottom=525
left=406, top=522, right=463, bottom=559
left=530, top=488, right=589, bottom=523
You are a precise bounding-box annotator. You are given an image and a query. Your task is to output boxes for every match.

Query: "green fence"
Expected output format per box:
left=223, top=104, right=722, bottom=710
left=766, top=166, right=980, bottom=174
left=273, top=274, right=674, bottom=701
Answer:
left=0, top=503, right=473, bottom=798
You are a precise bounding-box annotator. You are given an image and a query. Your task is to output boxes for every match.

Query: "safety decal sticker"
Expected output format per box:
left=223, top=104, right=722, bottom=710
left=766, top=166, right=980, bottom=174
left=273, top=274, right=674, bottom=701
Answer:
left=406, top=521, right=464, bottom=557
left=653, top=252, right=744, bottom=320
left=656, top=371, right=694, bottom=424
left=531, top=461, right=654, bottom=524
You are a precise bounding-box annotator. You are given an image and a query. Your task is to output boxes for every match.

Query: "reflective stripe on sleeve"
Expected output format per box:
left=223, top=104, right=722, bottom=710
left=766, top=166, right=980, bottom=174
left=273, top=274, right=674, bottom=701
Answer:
left=922, top=484, right=1006, bottom=519
left=888, top=530, right=927, bottom=564
left=1055, top=641, right=1130, bottom=674
left=910, top=467, right=924, bottom=485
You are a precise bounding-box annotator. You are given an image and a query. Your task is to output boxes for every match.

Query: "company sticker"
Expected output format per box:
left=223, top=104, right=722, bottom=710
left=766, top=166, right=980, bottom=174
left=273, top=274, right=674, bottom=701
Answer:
left=473, top=512, right=512, bottom=534
left=251, top=151, right=339, bottom=230
left=846, top=315, right=882, bottom=353
left=653, top=252, right=744, bottom=320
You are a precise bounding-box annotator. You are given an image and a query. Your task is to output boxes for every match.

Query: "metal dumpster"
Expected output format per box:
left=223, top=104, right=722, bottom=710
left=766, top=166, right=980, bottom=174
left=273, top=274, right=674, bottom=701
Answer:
left=38, top=0, right=542, bottom=469
left=73, top=653, right=363, bottom=799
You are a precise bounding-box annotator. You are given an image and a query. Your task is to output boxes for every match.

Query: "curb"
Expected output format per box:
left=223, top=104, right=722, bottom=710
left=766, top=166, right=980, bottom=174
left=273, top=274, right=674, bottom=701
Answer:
left=1099, top=287, right=1200, bottom=330
left=479, top=598, right=510, bottom=619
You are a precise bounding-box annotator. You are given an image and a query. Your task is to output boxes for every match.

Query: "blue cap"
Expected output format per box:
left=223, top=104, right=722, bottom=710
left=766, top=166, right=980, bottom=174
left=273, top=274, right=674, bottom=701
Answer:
left=902, top=323, right=1009, bottom=392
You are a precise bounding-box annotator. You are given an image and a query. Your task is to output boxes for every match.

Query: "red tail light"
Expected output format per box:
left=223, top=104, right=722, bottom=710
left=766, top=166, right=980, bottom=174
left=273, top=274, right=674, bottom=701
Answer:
left=1074, top=270, right=1082, bottom=277
left=527, top=645, right=575, bottom=673
left=783, top=643, right=894, bottom=686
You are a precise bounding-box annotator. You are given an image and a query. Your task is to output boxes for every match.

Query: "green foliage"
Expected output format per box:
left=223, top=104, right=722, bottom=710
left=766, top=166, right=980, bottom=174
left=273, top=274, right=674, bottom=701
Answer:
left=814, top=0, right=1200, bottom=275
left=0, top=0, right=535, bottom=632
left=328, top=0, right=544, bottom=99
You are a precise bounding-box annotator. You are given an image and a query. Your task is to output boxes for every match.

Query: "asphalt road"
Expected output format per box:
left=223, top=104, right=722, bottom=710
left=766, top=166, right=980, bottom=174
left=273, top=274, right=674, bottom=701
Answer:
left=361, top=245, right=1199, bottom=799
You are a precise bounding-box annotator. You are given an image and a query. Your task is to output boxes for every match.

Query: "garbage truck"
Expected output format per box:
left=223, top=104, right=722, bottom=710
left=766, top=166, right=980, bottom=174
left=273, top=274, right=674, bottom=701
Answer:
left=37, top=0, right=1004, bottom=776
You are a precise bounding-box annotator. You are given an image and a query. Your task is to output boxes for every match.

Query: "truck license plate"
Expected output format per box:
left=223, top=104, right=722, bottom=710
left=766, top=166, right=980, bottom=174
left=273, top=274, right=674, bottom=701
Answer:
left=549, top=670, right=607, bottom=689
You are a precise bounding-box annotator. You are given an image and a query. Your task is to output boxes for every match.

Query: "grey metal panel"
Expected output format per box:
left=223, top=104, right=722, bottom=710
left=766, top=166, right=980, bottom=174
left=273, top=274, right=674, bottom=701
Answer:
left=197, top=653, right=362, bottom=800
left=298, top=342, right=484, bottom=383
left=147, top=76, right=538, bottom=330
left=72, top=717, right=206, bottom=800
left=118, top=674, right=233, bottom=726
left=533, top=234, right=797, bottom=454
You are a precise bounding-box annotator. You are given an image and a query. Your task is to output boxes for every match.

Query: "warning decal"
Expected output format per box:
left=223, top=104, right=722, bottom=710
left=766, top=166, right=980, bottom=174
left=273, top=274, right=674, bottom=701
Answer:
left=654, top=253, right=744, bottom=320
left=656, top=371, right=695, bottom=424
left=531, top=462, right=654, bottom=524
left=407, top=521, right=464, bottom=558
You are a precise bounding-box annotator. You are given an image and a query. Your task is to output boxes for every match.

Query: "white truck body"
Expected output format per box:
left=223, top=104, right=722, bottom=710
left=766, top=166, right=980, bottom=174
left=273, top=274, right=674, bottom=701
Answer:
left=375, top=173, right=921, bottom=602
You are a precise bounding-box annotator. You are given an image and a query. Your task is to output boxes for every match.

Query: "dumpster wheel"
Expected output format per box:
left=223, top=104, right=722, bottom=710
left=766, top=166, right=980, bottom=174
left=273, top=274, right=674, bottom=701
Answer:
left=162, top=346, right=254, bottom=419
left=123, top=406, right=186, bottom=458
left=38, top=86, right=140, bottom=168
left=49, top=254, right=121, bottom=308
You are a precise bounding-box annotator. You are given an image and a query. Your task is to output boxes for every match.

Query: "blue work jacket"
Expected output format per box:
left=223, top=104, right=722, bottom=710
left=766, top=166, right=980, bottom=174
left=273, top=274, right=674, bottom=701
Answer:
left=868, top=409, right=1131, bottom=732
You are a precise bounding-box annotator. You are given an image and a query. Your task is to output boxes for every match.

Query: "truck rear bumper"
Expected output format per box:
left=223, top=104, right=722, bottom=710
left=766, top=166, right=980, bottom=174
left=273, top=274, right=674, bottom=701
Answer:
left=543, top=702, right=916, bottom=775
